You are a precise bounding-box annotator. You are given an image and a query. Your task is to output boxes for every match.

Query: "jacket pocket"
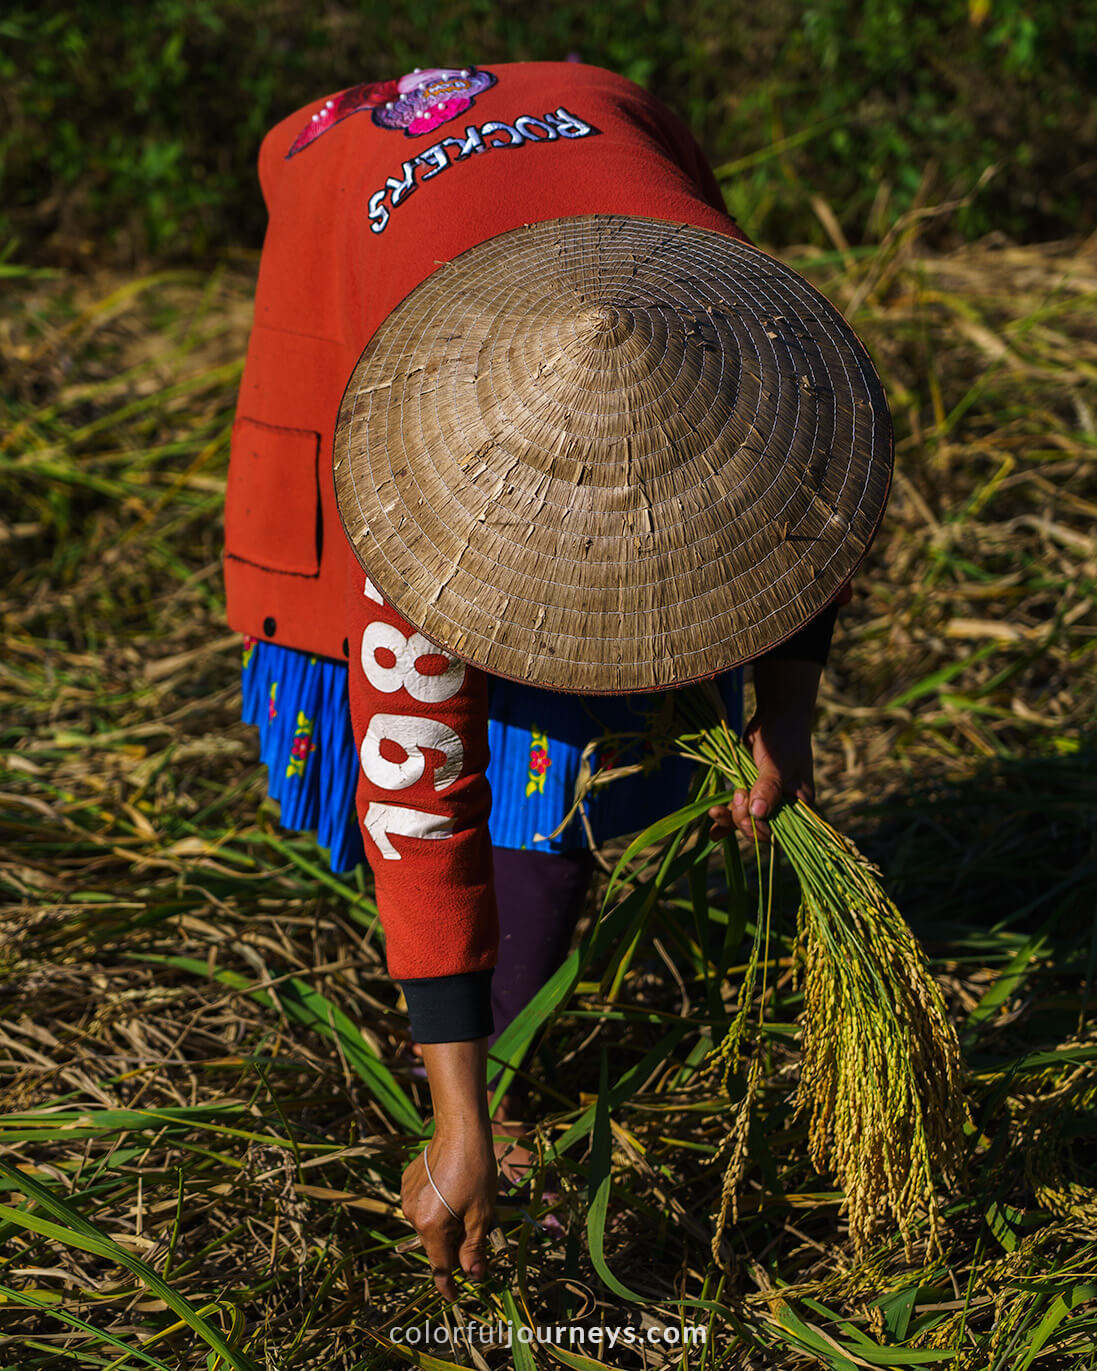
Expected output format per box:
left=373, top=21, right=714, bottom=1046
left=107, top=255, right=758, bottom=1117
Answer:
left=224, top=417, right=322, bottom=576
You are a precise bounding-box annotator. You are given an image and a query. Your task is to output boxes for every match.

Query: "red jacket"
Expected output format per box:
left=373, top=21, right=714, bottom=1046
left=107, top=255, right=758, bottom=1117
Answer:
left=223, top=61, right=747, bottom=658
left=226, top=64, right=846, bottom=1043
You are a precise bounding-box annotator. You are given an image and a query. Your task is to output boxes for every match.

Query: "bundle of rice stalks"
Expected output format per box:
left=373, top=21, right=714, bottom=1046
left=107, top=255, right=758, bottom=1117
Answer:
left=675, top=682, right=970, bottom=1260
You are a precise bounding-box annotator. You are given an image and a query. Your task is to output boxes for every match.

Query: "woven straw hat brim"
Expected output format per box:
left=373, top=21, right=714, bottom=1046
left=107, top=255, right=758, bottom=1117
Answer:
left=334, top=214, right=892, bottom=694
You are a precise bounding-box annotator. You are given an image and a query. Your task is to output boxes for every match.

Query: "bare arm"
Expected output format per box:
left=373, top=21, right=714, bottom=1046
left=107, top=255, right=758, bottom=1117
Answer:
left=344, top=568, right=501, bottom=1296
left=708, top=656, right=822, bottom=843
left=401, top=1039, right=497, bottom=1301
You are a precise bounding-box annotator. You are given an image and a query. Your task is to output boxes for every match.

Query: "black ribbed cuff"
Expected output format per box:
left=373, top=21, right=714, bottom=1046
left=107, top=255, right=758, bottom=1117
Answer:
left=759, top=601, right=839, bottom=666
left=399, top=969, right=495, bottom=1044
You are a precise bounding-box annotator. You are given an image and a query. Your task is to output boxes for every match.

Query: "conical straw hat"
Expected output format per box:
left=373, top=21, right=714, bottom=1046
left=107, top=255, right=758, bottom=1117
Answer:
left=334, top=215, right=892, bottom=694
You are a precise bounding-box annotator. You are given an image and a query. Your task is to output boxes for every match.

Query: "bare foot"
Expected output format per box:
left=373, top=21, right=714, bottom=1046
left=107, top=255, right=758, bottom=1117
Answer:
left=492, top=1097, right=536, bottom=1191
left=493, top=1097, right=564, bottom=1233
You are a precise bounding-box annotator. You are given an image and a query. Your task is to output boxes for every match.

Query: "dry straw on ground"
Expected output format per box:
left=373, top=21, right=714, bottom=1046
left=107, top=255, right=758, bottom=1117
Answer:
left=1, top=221, right=1096, bottom=1366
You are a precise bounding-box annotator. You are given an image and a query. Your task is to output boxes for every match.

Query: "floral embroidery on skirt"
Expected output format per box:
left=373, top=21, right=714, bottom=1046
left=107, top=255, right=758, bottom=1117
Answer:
left=242, top=639, right=743, bottom=872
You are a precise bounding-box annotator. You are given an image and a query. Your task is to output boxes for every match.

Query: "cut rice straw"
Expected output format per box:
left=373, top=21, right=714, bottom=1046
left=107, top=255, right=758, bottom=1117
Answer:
left=674, top=680, right=971, bottom=1260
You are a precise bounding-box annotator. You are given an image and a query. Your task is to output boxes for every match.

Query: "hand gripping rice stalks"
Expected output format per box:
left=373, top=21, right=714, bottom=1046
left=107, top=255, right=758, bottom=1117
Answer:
left=675, top=683, right=970, bottom=1259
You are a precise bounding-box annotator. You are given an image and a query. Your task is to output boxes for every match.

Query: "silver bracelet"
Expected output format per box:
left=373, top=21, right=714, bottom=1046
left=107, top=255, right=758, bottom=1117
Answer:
left=422, top=1141, right=459, bottom=1220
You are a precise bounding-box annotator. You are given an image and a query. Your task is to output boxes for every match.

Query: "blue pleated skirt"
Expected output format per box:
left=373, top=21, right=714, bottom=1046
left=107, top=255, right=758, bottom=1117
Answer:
left=241, top=636, right=743, bottom=874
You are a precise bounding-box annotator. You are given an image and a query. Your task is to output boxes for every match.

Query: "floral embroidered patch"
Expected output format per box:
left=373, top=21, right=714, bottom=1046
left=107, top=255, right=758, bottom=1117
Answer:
left=286, top=66, right=496, bottom=157
left=286, top=709, right=316, bottom=779
left=526, top=727, right=552, bottom=797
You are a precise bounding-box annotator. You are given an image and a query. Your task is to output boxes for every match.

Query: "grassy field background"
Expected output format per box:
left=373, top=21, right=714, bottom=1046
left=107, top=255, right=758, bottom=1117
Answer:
left=4, top=0, right=1097, bottom=261
left=4, top=5, right=1097, bottom=1367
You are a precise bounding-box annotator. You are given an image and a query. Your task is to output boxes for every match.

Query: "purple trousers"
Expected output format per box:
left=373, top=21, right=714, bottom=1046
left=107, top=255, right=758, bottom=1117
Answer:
left=487, top=846, right=596, bottom=1100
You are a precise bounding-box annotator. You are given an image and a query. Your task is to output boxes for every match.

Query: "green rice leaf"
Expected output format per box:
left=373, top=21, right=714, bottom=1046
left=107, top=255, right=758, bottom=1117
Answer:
left=1016, top=1281, right=1097, bottom=1370
left=0, top=1165, right=260, bottom=1371
left=0, top=1283, right=171, bottom=1369
left=500, top=1290, right=539, bottom=1371
left=549, top=1023, right=691, bottom=1159
left=963, top=930, right=1052, bottom=1040
left=605, top=789, right=736, bottom=898
left=876, top=1286, right=919, bottom=1342
left=586, top=1050, right=646, bottom=1304
left=774, top=1303, right=864, bottom=1369
left=886, top=642, right=998, bottom=709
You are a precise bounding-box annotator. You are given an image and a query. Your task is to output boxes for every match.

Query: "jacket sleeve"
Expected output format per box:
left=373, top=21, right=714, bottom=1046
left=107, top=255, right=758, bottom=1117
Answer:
left=344, top=563, right=498, bottom=1043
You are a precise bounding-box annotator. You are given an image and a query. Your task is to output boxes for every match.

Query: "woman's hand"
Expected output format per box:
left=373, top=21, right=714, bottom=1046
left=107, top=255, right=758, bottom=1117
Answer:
left=401, top=1121, right=497, bottom=1301
left=403, top=1038, right=498, bottom=1301
left=708, top=657, right=822, bottom=844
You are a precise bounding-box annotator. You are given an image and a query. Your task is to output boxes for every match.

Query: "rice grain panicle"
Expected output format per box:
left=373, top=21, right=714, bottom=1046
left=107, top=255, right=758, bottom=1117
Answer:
left=675, top=682, right=970, bottom=1260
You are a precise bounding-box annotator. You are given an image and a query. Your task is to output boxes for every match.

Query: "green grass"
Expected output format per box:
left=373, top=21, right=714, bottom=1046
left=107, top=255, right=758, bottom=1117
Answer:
left=4, top=1, right=1097, bottom=262
left=1, top=221, right=1097, bottom=1367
